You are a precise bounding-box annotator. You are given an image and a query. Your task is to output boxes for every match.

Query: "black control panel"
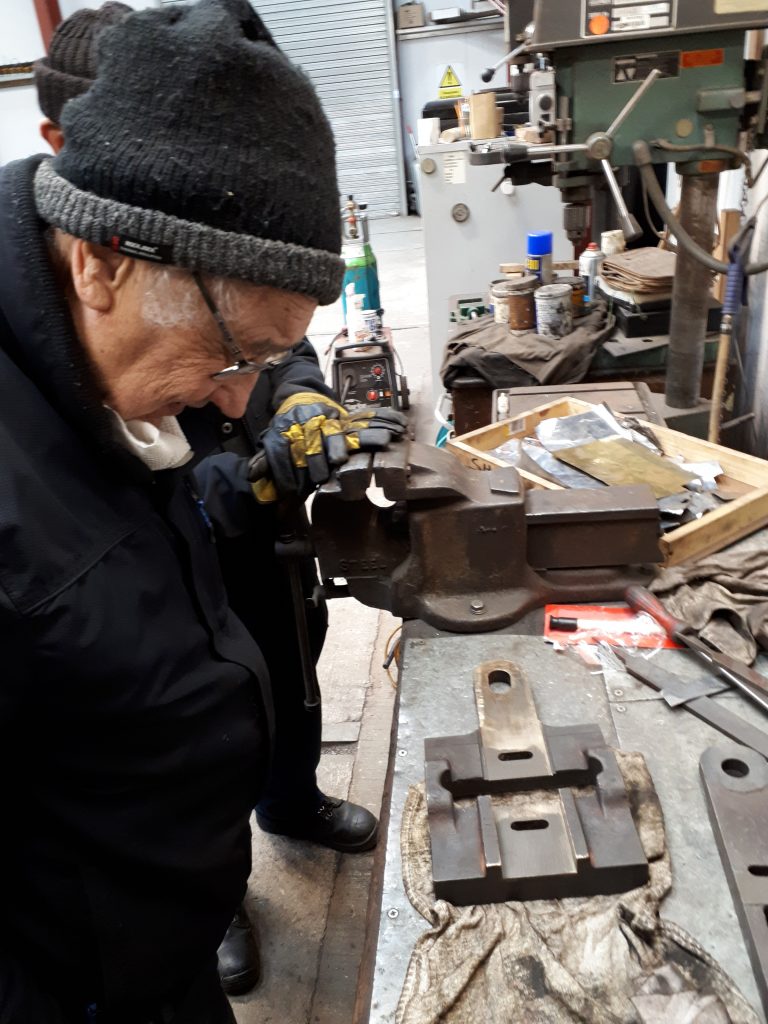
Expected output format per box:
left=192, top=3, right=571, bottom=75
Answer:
left=333, top=353, right=401, bottom=410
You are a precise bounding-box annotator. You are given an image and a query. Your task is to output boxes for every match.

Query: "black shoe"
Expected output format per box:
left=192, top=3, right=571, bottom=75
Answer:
left=256, top=796, right=379, bottom=853
left=217, top=904, right=260, bottom=996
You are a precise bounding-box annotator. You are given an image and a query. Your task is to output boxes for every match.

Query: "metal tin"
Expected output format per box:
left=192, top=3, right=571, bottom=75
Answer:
left=557, top=275, right=587, bottom=316
left=502, top=274, right=539, bottom=331
left=535, top=283, right=574, bottom=339
left=491, top=276, right=537, bottom=327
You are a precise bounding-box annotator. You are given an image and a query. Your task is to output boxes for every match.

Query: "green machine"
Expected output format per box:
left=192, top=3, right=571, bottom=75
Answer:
left=474, top=0, right=768, bottom=414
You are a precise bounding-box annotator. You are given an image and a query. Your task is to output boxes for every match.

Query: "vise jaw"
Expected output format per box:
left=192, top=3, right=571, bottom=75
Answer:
left=311, top=441, right=660, bottom=633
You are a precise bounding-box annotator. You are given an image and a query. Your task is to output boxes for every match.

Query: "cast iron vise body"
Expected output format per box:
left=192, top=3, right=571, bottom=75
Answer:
left=311, top=441, right=660, bottom=633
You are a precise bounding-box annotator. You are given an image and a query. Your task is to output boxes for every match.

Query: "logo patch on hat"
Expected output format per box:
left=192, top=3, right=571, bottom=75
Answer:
left=110, top=234, right=173, bottom=263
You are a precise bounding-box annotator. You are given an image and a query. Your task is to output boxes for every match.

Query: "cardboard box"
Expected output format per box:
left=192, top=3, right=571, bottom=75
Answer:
left=398, top=2, right=426, bottom=29
left=447, top=397, right=768, bottom=567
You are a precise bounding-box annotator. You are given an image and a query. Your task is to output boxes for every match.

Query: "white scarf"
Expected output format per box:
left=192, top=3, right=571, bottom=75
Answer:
left=108, top=409, right=193, bottom=471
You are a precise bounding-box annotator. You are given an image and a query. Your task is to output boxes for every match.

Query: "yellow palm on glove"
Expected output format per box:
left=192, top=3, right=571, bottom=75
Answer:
left=253, top=391, right=408, bottom=503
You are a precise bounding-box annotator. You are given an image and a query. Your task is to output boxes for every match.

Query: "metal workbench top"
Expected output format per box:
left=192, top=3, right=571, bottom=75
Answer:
left=367, top=632, right=766, bottom=1023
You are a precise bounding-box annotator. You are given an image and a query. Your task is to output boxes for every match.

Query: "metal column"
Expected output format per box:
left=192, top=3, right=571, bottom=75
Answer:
left=665, top=169, right=721, bottom=409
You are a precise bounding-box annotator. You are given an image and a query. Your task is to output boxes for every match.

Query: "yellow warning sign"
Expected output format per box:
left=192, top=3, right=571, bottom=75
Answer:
left=438, top=64, right=463, bottom=100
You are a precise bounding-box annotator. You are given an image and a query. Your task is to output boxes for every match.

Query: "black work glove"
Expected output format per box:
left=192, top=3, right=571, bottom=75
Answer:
left=253, top=391, right=408, bottom=503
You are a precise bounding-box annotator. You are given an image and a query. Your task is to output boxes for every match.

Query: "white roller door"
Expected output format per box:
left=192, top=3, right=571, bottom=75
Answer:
left=255, top=0, right=406, bottom=218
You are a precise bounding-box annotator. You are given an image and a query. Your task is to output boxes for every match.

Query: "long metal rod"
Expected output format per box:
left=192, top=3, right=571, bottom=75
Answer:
left=616, top=651, right=768, bottom=759
left=606, top=68, right=662, bottom=138
left=666, top=172, right=721, bottom=409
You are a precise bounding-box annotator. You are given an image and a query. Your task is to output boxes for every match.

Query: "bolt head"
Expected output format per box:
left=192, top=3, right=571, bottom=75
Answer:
left=470, top=599, right=486, bottom=614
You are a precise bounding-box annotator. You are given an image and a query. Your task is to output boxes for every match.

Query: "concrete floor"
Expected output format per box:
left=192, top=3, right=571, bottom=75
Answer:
left=231, top=215, right=430, bottom=1024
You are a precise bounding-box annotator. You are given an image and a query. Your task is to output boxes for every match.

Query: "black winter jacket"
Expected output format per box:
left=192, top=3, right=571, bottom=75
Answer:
left=0, top=156, right=279, bottom=1021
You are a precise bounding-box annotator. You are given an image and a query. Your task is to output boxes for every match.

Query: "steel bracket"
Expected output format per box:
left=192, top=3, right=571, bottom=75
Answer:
left=700, top=744, right=768, bottom=1017
left=424, top=661, right=649, bottom=905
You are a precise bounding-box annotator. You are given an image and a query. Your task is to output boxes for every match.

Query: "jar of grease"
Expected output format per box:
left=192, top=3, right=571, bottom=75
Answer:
left=534, top=283, right=573, bottom=339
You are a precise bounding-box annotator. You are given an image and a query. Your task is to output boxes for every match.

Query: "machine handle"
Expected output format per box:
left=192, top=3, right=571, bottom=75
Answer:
left=481, top=41, right=530, bottom=83
left=625, top=585, right=686, bottom=639
left=605, top=68, right=663, bottom=139
left=601, top=160, right=644, bottom=243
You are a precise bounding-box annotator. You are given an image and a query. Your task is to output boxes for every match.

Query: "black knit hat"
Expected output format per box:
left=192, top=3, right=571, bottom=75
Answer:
left=33, top=2, right=131, bottom=124
left=33, top=0, right=344, bottom=305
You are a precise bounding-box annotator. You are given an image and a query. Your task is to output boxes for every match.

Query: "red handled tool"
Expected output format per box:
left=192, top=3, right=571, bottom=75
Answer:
left=626, top=585, right=768, bottom=715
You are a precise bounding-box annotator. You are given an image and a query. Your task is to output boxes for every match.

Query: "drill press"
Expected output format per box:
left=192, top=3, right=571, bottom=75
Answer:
left=474, top=0, right=768, bottom=419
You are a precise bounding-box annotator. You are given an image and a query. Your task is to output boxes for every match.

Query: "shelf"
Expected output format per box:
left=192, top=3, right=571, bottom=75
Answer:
left=396, top=18, right=503, bottom=41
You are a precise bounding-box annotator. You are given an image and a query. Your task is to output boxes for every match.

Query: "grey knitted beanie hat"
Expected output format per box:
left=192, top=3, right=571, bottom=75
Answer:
left=33, top=0, right=344, bottom=305
left=33, top=2, right=131, bottom=124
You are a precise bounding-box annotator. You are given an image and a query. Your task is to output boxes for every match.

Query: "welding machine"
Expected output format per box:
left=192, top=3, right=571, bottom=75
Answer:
left=331, top=326, right=410, bottom=412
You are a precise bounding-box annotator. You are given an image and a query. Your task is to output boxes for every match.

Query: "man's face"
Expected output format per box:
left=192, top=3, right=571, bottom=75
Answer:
left=69, top=246, right=317, bottom=422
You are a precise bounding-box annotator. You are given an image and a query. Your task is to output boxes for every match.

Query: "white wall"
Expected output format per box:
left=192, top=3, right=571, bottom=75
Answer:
left=0, top=0, right=47, bottom=162
left=0, top=0, right=159, bottom=164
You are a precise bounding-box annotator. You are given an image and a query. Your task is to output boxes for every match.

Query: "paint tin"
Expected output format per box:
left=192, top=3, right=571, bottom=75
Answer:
left=507, top=274, right=539, bottom=330
left=556, top=275, right=587, bottom=316
left=490, top=280, right=516, bottom=324
left=534, top=283, right=573, bottom=339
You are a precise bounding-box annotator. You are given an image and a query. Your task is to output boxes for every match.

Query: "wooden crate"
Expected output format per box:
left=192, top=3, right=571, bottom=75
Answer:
left=447, top=397, right=768, bottom=566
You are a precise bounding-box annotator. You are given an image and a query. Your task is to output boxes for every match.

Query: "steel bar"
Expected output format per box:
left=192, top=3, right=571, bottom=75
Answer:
left=616, top=651, right=768, bottom=760
left=700, top=744, right=768, bottom=1016
left=666, top=172, right=721, bottom=408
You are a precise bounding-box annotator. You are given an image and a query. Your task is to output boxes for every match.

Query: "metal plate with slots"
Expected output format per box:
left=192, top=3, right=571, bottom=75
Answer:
left=424, top=661, right=649, bottom=905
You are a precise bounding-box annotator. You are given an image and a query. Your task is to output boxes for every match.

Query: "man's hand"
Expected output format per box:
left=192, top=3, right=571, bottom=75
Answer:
left=253, top=391, right=408, bottom=503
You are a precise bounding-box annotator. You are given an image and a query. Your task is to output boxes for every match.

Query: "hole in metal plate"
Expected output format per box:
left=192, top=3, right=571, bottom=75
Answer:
left=510, top=819, right=549, bottom=831
left=722, top=759, right=750, bottom=778
left=498, top=750, right=534, bottom=762
left=749, top=866, right=768, bottom=876
left=488, top=669, right=512, bottom=693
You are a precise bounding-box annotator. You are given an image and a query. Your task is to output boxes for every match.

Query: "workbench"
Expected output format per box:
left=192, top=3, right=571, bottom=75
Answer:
left=363, top=624, right=768, bottom=1023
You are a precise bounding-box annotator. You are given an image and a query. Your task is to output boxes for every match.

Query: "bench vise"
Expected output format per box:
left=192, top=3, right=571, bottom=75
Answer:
left=311, top=441, right=661, bottom=632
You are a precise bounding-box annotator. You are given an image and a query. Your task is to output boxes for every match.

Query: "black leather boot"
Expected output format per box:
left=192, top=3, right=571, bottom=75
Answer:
left=217, top=904, right=260, bottom=996
left=256, top=796, right=378, bottom=853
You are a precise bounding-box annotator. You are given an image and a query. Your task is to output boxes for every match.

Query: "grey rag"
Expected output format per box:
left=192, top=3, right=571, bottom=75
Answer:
left=651, top=530, right=768, bottom=665
left=396, top=750, right=759, bottom=1024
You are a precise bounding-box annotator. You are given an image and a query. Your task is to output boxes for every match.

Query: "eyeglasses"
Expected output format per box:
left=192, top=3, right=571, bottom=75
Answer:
left=193, top=272, right=292, bottom=381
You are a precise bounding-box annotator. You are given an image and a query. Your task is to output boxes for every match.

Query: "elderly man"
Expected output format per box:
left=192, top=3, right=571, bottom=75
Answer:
left=32, top=0, right=392, bottom=998
left=0, top=1, right=404, bottom=1020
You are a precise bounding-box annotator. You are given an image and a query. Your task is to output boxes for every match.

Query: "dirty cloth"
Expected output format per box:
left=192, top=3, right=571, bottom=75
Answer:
left=441, top=303, right=616, bottom=391
left=397, top=751, right=758, bottom=1024
left=601, top=249, right=677, bottom=295
left=651, top=530, right=768, bottom=665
